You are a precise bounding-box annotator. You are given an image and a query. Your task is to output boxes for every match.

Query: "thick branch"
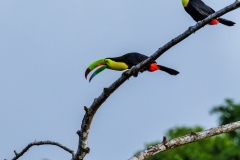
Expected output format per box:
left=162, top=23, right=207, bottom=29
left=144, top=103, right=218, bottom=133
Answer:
left=129, top=121, right=240, bottom=160
left=75, top=1, right=240, bottom=160
left=12, top=140, right=74, bottom=160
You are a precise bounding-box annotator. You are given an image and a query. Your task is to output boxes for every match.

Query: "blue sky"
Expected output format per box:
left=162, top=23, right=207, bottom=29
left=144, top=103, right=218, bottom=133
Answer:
left=1, top=1, right=240, bottom=160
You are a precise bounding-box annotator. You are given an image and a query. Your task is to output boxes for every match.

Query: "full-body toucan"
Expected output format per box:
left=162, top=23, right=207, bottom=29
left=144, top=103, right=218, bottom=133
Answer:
left=85, top=52, right=179, bottom=82
left=182, top=0, right=235, bottom=26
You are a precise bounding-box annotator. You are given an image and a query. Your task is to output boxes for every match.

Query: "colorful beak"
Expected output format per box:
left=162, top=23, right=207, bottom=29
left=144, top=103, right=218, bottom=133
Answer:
left=85, top=59, right=107, bottom=82
left=89, top=65, right=107, bottom=82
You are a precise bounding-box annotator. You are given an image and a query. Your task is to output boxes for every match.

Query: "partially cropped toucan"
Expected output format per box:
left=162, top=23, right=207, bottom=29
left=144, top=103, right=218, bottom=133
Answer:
left=182, top=0, right=235, bottom=26
left=85, top=52, right=179, bottom=82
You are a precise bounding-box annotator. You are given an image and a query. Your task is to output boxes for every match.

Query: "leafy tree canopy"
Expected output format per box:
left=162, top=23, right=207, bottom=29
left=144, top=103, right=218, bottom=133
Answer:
left=145, top=99, right=240, bottom=160
left=210, top=99, right=240, bottom=142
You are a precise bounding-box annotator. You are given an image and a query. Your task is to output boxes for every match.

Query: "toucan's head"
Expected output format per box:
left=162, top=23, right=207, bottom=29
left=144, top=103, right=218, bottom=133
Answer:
left=182, top=0, right=189, bottom=7
left=85, top=58, right=129, bottom=82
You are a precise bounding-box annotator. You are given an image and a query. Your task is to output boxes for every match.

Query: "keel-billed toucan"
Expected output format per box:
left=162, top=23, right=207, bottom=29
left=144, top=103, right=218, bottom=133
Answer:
left=85, top=52, right=179, bottom=82
left=182, top=0, right=235, bottom=26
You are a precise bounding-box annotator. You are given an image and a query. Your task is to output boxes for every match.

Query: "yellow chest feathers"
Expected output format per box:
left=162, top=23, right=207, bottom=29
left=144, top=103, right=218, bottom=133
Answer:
left=105, top=59, right=129, bottom=71
left=182, top=0, right=189, bottom=7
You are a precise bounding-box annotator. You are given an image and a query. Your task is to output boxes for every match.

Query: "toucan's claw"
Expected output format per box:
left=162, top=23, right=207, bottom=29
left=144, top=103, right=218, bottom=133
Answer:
left=130, top=66, right=139, bottom=77
left=133, top=72, right=139, bottom=77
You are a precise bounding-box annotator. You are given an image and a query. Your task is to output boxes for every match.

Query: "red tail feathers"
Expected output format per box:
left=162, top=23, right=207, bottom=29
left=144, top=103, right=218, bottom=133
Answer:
left=148, top=63, right=159, bottom=72
left=209, top=19, right=219, bottom=25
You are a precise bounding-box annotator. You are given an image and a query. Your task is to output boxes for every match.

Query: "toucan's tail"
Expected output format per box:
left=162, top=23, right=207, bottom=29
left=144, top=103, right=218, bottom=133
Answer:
left=158, top=65, right=179, bottom=75
left=218, top=18, right=235, bottom=26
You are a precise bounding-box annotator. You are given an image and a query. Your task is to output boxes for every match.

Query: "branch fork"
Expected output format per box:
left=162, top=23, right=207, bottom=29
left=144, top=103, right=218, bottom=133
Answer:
left=10, top=1, right=240, bottom=160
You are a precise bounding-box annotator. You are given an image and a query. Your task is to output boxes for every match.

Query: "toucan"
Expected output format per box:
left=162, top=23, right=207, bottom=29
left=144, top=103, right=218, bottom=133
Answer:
left=182, top=0, right=235, bottom=26
left=85, top=52, right=179, bottom=82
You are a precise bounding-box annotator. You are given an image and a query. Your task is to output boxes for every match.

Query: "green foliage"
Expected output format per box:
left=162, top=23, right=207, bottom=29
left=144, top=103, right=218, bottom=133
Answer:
left=144, top=99, right=240, bottom=160
left=146, top=126, right=240, bottom=160
left=210, top=99, right=240, bottom=142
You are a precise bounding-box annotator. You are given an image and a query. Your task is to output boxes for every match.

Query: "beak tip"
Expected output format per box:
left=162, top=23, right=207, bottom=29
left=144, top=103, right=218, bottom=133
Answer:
left=85, top=68, right=91, bottom=79
left=85, top=59, right=106, bottom=82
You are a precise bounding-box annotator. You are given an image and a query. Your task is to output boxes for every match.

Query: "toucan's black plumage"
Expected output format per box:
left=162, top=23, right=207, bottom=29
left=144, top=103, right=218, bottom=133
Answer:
left=182, top=0, right=235, bottom=26
left=107, top=52, right=179, bottom=75
left=85, top=52, right=179, bottom=82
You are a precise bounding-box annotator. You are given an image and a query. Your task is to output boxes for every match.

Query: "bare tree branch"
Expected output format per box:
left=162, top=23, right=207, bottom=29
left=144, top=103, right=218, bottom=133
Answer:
left=12, top=140, right=74, bottom=160
left=9, top=1, right=240, bottom=160
left=129, top=121, right=240, bottom=160
left=74, top=1, right=240, bottom=160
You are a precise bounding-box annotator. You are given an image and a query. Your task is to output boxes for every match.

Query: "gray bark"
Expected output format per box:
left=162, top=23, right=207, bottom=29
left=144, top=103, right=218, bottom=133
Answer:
left=10, top=1, right=240, bottom=160
left=129, top=121, right=240, bottom=160
left=74, top=1, right=240, bottom=160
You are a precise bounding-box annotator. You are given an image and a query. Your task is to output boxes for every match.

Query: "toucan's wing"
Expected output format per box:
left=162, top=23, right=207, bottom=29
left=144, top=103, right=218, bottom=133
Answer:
left=190, top=0, right=215, bottom=16
left=124, top=52, right=149, bottom=67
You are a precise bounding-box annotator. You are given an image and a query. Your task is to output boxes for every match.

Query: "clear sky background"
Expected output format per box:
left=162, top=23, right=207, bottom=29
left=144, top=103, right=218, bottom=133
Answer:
left=1, top=1, right=240, bottom=160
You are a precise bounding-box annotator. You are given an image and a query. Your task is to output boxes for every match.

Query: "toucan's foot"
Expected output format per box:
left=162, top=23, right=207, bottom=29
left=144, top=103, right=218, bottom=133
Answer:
left=128, top=66, right=138, bottom=77
left=133, top=72, right=138, bottom=77
left=188, top=26, right=196, bottom=34
left=123, top=67, right=139, bottom=77
left=139, top=68, right=145, bottom=73
left=197, top=21, right=202, bottom=26
left=132, top=68, right=139, bottom=77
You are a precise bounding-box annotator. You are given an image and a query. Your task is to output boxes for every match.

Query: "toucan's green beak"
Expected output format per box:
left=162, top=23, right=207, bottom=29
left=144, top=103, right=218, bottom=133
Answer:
left=89, top=65, right=107, bottom=82
left=85, top=59, right=107, bottom=82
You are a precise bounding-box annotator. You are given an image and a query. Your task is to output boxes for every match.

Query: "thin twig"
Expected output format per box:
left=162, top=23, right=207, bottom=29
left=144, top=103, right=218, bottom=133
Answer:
left=74, top=1, right=240, bottom=160
left=12, top=140, right=74, bottom=160
left=129, top=121, right=240, bottom=160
